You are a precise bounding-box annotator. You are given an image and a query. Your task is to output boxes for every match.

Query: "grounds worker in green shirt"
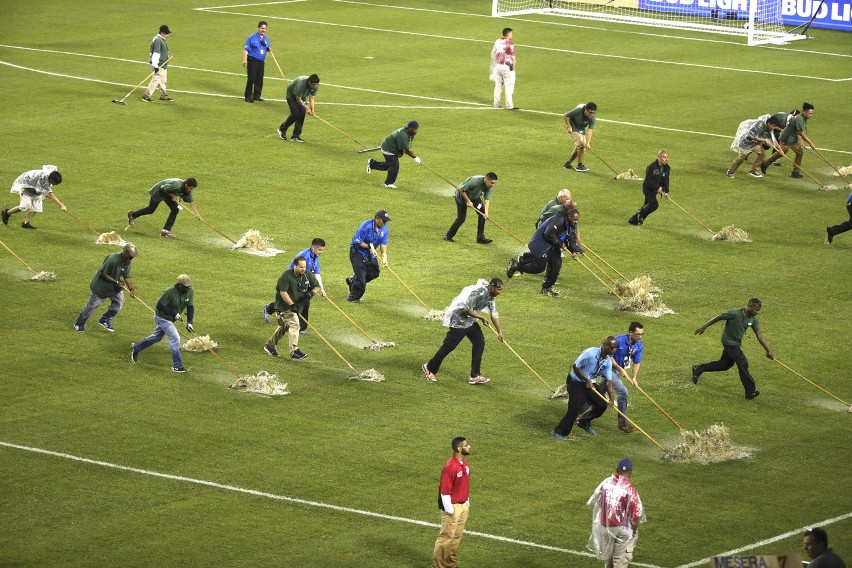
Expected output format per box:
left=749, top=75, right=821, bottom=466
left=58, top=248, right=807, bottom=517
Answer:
left=73, top=242, right=138, bottom=333
left=277, top=74, right=320, bottom=142
left=366, top=121, right=421, bottom=189
left=264, top=256, right=320, bottom=360
left=131, top=275, right=196, bottom=373
left=444, top=173, right=498, bottom=244
left=761, top=102, right=816, bottom=179
left=142, top=25, right=172, bottom=102
left=127, top=177, right=201, bottom=239
left=692, top=298, right=774, bottom=400
left=563, top=102, right=597, bottom=172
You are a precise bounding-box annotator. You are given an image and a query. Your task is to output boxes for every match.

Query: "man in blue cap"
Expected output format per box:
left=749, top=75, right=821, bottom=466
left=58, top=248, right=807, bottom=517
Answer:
left=366, top=121, right=420, bottom=189
left=346, top=210, right=390, bottom=303
left=587, top=458, right=645, bottom=568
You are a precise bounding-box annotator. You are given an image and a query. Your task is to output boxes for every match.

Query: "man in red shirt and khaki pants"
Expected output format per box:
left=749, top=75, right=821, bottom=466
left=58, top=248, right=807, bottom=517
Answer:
left=432, top=437, right=472, bottom=568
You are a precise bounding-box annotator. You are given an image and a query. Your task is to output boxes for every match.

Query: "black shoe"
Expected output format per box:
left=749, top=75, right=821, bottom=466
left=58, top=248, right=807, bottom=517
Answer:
left=826, top=227, right=834, bottom=244
left=691, top=365, right=701, bottom=384
left=506, top=107, right=520, bottom=111
left=745, top=390, right=760, bottom=400
left=476, top=236, right=493, bottom=245
left=443, top=235, right=454, bottom=242
left=628, top=216, right=639, bottom=226
left=506, top=259, right=518, bottom=279
left=253, top=97, right=264, bottom=102
left=171, top=366, right=187, bottom=373
left=345, top=277, right=353, bottom=290
left=245, top=97, right=254, bottom=103
left=21, top=222, right=36, bottom=229
left=563, top=162, right=575, bottom=170
left=575, top=163, right=589, bottom=173
left=346, top=296, right=362, bottom=304
left=1, top=209, right=9, bottom=225
left=291, top=349, right=307, bottom=360
left=291, top=136, right=304, bottom=143
left=791, top=170, right=803, bottom=179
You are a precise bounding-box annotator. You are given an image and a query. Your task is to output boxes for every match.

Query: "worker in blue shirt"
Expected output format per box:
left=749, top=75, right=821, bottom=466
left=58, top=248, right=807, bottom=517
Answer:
left=263, top=238, right=325, bottom=333
left=552, top=337, right=617, bottom=440
left=607, top=322, right=645, bottom=434
left=346, top=210, right=390, bottom=303
left=242, top=21, right=270, bottom=102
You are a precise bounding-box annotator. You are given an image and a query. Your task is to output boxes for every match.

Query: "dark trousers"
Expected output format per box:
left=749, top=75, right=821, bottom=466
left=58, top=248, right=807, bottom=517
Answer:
left=131, top=197, right=180, bottom=231
left=446, top=199, right=486, bottom=240
left=266, top=298, right=310, bottom=331
left=518, top=249, right=562, bottom=288
left=348, top=247, right=380, bottom=300
left=635, top=189, right=660, bottom=221
left=368, top=152, right=400, bottom=185
left=696, top=344, right=757, bottom=395
left=554, top=380, right=603, bottom=436
left=244, top=58, right=265, bottom=99
left=577, top=382, right=609, bottom=427
left=280, top=97, right=307, bottom=137
left=426, top=323, right=485, bottom=378
left=828, top=203, right=852, bottom=238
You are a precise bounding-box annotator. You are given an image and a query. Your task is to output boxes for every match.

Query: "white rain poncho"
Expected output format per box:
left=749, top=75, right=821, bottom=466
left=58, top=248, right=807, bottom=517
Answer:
left=586, top=474, right=646, bottom=560
left=731, top=115, right=770, bottom=153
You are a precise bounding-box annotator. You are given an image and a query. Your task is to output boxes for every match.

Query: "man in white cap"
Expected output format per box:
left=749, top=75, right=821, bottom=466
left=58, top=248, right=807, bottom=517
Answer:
left=131, top=274, right=195, bottom=372
left=74, top=243, right=139, bottom=332
left=587, top=458, right=645, bottom=568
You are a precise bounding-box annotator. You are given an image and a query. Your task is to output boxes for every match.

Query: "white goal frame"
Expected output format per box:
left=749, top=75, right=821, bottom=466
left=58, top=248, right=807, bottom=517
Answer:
left=492, top=0, right=807, bottom=45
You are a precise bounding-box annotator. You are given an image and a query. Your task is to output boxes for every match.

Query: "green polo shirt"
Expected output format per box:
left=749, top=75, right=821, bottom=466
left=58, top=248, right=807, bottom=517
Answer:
left=380, top=127, right=413, bottom=157
left=537, top=198, right=563, bottom=226
left=90, top=252, right=132, bottom=298
left=779, top=114, right=808, bottom=146
left=565, top=106, right=596, bottom=132
left=150, top=35, right=170, bottom=68
left=274, top=269, right=319, bottom=312
left=286, top=76, right=319, bottom=102
left=719, top=308, right=760, bottom=347
left=454, top=176, right=493, bottom=205
left=155, top=285, right=194, bottom=321
left=148, top=179, right=194, bottom=204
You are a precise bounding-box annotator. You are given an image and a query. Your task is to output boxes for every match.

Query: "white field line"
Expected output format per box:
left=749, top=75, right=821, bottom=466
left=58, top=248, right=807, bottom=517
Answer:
left=331, top=0, right=852, bottom=59
left=194, top=8, right=850, bottom=81
left=673, top=512, right=852, bottom=568
left=0, top=440, right=662, bottom=567
left=1, top=53, right=849, bottom=155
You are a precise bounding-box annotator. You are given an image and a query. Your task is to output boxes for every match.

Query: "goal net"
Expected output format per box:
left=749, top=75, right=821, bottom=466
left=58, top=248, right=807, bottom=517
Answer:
left=492, top=0, right=806, bottom=45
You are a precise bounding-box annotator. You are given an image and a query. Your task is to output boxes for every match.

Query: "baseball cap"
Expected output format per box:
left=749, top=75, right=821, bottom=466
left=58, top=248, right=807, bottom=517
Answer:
left=406, top=120, right=419, bottom=129
left=376, top=210, right=391, bottom=222
left=123, top=242, right=138, bottom=258
left=177, top=274, right=192, bottom=287
left=617, top=458, right=633, bottom=473
left=159, top=25, right=172, bottom=34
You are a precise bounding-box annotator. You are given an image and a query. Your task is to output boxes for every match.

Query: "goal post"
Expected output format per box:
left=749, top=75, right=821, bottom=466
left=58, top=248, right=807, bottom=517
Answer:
left=492, top=0, right=807, bottom=45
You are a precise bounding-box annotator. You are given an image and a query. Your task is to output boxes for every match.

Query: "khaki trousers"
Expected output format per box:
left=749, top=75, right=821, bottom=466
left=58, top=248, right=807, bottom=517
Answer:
left=266, top=311, right=299, bottom=355
left=602, top=528, right=636, bottom=568
left=729, top=146, right=766, bottom=174
left=144, top=68, right=169, bottom=98
left=432, top=503, right=469, bottom=568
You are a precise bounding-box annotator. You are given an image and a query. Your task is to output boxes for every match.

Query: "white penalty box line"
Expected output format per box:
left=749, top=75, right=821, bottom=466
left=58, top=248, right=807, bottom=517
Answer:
left=0, top=440, right=663, bottom=566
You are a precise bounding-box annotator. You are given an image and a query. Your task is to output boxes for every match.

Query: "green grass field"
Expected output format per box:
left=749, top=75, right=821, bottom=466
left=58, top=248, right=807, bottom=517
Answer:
left=1, top=1, right=850, bottom=566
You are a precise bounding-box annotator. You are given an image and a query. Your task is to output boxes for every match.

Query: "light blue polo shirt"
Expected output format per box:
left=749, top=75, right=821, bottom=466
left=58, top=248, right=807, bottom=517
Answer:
left=569, top=347, right=612, bottom=383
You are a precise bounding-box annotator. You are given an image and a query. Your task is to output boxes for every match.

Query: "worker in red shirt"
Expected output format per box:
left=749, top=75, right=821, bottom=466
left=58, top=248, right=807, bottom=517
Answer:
left=587, top=458, right=646, bottom=568
left=432, top=437, right=472, bottom=568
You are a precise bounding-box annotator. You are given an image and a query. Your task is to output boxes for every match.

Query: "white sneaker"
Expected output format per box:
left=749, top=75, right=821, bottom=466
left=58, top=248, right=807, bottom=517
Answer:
left=366, top=160, right=372, bottom=174
left=383, top=183, right=397, bottom=189
left=468, top=375, right=491, bottom=385
left=422, top=363, right=437, bottom=382
left=748, top=170, right=763, bottom=178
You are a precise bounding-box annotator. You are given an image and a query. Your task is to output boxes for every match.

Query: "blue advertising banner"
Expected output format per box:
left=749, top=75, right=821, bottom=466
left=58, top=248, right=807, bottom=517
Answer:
left=638, top=0, right=852, bottom=30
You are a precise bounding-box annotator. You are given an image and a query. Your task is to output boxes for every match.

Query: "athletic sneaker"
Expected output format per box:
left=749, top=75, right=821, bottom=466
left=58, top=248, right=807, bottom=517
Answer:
left=691, top=364, right=701, bottom=384
left=726, top=170, right=735, bottom=178
left=291, top=349, right=307, bottom=360
left=171, top=366, right=187, bottom=373
left=745, top=390, right=761, bottom=400
left=290, top=136, right=304, bottom=143
left=98, top=318, right=115, bottom=332
left=277, top=127, right=287, bottom=140
left=476, top=236, right=493, bottom=245
left=346, top=296, right=362, bottom=304
left=563, top=162, right=575, bottom=170
left=366, top=160, right=372, bottom=174
left=1, top=209, right=9, bottom=225
left=262, top=305, right=270, bottom=324
left=383, top=183, right=397, bottom=189
left=160, top=229, right=176, bottom=238
left=141, top=95, right=152, bottom=102
left=74, top=323, right=85, bottom=333
left=748, top=170, right=763, bottom=178
left=422, top=363, right=437, bottom=383
left=826, top=227, right=834, bottom=244
left=468, top=375, right=491, bottom=385
left=159, top=95, right=173, bottom=101
left=345, top=276, right=354, bottom=290
left=618, top=424, right=635, bottom=434
left=264, top=344, right=279, bottom=357
left=551, top=430, right=569, bottom=441
left=130, top=344, right=138, bottom=363
left=575, top=163, right=589, bottom=172
left=791, top=170, right=804, bottom=179
left=577, top=422, right=597, bottom=436
left=299, top=330, right=311, bottom=336
left=21, top=222, right=36, bottom=229
left=443, top=235, right=454, bottom=242
left=127, top=211, right=135, bottom=226
left=506, top=259, right=518, bottom=279
left=540, top=287, right=560, bottom=297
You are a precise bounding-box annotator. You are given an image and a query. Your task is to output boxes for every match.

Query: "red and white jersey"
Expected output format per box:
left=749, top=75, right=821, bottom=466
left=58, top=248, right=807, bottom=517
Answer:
left=492, top=38, right=515, bottom=66
left=594, top=474, right=643, bottom=528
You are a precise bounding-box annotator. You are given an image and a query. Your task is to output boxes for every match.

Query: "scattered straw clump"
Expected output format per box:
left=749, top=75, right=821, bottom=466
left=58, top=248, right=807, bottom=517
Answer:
left=234, top=230, right=272, bottom=252
left=550, top=383, right=568, bottom=399
left=820, top=184, right=841, bottom=191
left=712, top=225, right=752, bottom=243
left=31, top=271, right=56, bottom=282
left=614, top=276, right=674, bottom=318
left=182, top=335, right=220, bottom=352
left=663, top=423, right=753, bottom=464
left=833, top=165, right=852, bottom=177
left=96, top=231, right=125, bottom=246
left=614, top=275, right=660, bottom=297
left=349, top=368, right=385, bottom=381
left=423, top=309, right=446, bottom=321
left=364, top=341, right=396, bottom=351
left=615, top=169, right=642, bottom=181
left=230, top=371, right=289, bottom=396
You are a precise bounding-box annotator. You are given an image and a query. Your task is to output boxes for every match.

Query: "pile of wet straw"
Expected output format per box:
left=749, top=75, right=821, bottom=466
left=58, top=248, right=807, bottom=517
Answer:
left=423, top=309, right=446, bottom=321
left=663, top=423, right=753, bottom=464
left=230, top=371, right=290, bottom=396
left=233, top=229, right=273, bottom=253
left=614, top=276, right=674, bottom=318
left=30, top=271, right=57, bottom=282
left=363, top=341, right=396, bottom=351
left=96, top=231, right=126, bottom=246
left=712, top=225, right=752, bottom=243
left=349, top=368, right=385, bottom=381
left=615, top=169, right=642, bottom=181
left=182, top=335, right=220, bottom=352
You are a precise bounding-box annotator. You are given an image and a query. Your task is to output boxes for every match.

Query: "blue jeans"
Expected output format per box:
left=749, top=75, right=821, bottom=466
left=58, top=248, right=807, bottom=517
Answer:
left=75, top=291, right=124, bottom=325
left=610, top=376, right=629, bottom=426
left=134, top=314, right=182, bottom=368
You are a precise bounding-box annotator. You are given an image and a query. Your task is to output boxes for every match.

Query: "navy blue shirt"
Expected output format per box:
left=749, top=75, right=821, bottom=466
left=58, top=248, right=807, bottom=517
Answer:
left=351, top=219, right=389, bottom=258
left=288, top=247, right=321, bottom=275
left=244, top=32, right=270, bottom=60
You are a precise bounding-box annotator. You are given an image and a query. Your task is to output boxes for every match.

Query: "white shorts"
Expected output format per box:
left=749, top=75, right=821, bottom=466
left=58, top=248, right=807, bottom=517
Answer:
left=18, top=194, right=44, bottom=212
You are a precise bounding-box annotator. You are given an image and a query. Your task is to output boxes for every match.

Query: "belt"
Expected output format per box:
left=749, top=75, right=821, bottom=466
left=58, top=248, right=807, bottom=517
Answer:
left=248, top=56, right=262, bottom=61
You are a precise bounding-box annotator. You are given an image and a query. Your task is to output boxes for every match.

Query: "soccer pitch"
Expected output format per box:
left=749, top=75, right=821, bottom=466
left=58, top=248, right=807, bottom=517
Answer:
left=0, top=1, right=850, bottom=566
